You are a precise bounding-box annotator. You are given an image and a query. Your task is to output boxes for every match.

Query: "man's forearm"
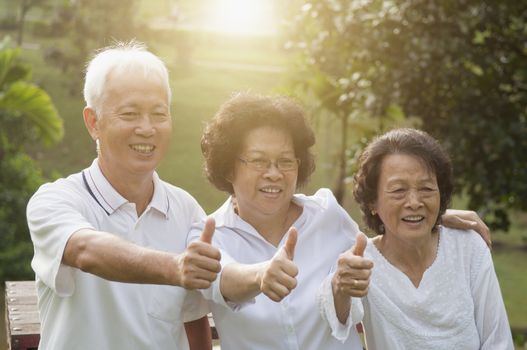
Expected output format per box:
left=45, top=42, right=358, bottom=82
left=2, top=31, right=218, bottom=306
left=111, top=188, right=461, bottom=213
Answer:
left=63, top=229, right=179, bottom=285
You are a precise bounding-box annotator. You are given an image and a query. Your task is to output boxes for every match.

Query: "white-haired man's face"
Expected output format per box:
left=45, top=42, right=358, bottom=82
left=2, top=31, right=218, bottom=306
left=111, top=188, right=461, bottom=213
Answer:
left=84, top=68, right=172, bottom=182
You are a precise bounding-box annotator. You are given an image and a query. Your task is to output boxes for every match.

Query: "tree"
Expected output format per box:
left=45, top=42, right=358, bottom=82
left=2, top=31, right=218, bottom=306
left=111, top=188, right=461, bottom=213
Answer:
left=16, top=0, right=48, bottom=46
left=285, top=0, right=527, bottom=230
left=0, top=38, right=63, bottom=280
left=42, top=0, right=144, bottom=95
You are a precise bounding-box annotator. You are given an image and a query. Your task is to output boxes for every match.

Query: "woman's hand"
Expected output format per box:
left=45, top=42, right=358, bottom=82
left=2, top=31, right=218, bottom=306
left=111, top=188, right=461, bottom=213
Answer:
left=331, top=232, right=373, bottom=299
left=259, top=228, right=299, bottom=302
left=442, top=209, right=491, bottom=247
left=331, top=232, right=373, bottom=324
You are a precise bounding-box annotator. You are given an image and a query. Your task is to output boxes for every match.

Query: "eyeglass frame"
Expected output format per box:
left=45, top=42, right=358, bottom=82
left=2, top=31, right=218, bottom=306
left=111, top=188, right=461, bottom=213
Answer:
left=237, top=156, right=301, bottom=172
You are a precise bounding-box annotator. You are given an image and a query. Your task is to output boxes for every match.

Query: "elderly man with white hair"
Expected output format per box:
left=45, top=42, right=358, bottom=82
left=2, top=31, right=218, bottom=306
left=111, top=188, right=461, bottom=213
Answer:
left=27, top=42, right=220, bottom=350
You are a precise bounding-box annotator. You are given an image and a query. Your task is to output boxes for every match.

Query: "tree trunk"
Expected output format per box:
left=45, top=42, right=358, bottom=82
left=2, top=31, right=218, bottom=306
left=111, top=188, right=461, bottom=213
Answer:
left=17, top=0, right=30, bottom=46
left=333, top=112, right=349, bottom=204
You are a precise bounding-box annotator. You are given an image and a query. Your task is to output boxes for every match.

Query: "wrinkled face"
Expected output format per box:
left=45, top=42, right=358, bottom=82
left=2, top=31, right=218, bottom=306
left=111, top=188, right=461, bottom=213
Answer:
left=93, top=69, right=172, bottom=181
left=231, top=126, right=298, bottom=224
left=373, top=153, right=440, bottom=240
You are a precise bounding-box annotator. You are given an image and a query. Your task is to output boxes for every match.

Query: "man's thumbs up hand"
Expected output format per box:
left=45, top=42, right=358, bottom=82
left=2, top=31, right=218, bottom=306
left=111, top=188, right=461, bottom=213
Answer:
left=176, top=217, right=222, bottom=289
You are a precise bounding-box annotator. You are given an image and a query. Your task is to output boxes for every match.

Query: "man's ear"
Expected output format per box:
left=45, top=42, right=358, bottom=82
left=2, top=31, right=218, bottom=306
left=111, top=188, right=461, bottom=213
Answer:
left=83, top=107, right=99, bottom=141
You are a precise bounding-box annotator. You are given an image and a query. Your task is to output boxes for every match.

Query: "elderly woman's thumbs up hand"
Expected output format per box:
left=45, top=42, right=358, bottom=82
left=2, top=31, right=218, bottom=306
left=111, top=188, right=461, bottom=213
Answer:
left=259, top=227, right=299, bottom=302
left=331, top=232, right=373, bottom=298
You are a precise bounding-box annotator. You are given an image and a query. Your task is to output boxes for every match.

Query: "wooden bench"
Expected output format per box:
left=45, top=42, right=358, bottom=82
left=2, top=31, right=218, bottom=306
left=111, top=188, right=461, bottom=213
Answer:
left=4, top=281, right=218, bottom=350
left=4, top=281, right=39, bottom=350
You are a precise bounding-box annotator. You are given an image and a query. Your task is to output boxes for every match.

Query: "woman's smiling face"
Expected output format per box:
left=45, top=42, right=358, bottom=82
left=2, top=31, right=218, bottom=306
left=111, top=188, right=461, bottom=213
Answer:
left=373, top=153, right=441, bottom=240
left=230, top=126, right=298, bottom=224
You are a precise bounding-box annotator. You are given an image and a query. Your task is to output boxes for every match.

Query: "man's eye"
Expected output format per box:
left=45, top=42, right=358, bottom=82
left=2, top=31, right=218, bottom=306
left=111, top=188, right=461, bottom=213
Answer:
left=120, top=112, right=138, bottom=118
left=152, top=113, right=169, bottom=121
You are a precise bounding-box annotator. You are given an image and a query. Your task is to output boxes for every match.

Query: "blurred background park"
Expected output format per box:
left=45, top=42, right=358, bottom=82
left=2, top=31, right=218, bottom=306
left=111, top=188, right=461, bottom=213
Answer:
left=0, top=0, right=525, bottom=348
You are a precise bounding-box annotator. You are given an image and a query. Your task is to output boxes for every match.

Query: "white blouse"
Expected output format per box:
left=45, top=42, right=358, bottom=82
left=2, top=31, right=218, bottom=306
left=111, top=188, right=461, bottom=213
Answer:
left=188, top=188, right=364, bottom=350
left=320, top=227, right=514, bottom=350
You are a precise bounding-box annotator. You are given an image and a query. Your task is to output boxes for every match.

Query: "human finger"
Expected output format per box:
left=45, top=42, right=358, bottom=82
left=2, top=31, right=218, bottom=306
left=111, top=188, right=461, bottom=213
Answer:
left=352, top=232, right=368, bottom=257
left=283, top=227, right=298, bottom=260
left=199, top=217, right=216, bottom=244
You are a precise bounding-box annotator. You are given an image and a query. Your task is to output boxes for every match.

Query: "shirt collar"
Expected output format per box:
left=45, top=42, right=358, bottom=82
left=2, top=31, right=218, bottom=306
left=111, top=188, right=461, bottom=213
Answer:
left=150, top=172, right=170, bottom=217
left=83, top=159, right=169, bottom=217
left=211, top=192, right=326, bottom=230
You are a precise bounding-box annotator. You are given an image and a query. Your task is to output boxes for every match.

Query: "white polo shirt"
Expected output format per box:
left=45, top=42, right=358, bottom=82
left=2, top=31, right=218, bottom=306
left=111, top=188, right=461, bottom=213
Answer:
left=27, top=159, right=208, bottom=350
left=187, top=188, right=364, bottom=350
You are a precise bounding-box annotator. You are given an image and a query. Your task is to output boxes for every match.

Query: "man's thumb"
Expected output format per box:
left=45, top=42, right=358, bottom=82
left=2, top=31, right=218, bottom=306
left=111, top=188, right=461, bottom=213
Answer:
left=199, top=217, right=216, bottom=244
left=283, top=227, right=298, bottom=260
left=352, top=232, right=368, bottom=257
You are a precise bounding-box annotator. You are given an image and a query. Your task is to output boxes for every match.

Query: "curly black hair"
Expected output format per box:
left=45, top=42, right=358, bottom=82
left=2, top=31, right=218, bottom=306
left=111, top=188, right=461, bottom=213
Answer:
left=201, top=92, right=316, bottom=194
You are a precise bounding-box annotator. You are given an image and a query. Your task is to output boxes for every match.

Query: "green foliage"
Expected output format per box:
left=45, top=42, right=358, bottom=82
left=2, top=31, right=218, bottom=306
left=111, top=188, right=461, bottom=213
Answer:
left=0, top=38, right=63, bottom=146
left=286, top=0, right=527, bottom=230
left=0, top=40, right=63, bottom=281
left=0, top=148, right=44, bottom=280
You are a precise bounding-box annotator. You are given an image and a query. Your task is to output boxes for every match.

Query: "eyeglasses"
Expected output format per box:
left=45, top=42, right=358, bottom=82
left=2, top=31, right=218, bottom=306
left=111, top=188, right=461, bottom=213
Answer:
left=238, top=157, right=300, bottom=172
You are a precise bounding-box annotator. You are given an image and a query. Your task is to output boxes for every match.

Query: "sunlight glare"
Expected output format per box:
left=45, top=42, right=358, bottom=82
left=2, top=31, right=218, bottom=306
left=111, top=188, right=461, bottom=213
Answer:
left=205, top=0, right=276, bottom=35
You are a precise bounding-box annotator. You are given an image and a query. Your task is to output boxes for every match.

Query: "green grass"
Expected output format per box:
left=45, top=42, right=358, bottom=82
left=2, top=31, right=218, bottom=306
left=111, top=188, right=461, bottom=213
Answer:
left=493, top=249, right=527, bottom=328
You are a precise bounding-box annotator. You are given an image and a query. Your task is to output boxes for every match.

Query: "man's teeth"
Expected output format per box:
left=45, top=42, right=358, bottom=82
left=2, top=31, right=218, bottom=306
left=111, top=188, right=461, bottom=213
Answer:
left=131, top=144, right=154, bottom=153
left=261, top=188, right=280, bottom=193
left=403, top=216, right=424, bottom=222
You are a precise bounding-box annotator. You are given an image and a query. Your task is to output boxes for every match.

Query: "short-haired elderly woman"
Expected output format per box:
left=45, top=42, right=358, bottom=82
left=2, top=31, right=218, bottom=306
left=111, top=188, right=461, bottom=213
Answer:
left=184, top=94, right=492, bottom=350
left=320, top=128, right=513, bottom=349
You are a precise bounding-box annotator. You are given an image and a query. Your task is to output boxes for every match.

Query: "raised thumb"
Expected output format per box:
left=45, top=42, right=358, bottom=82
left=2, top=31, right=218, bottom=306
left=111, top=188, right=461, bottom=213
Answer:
left=199, top=217, right=216, bottom=244
left=352, top=232, right=368, bottom=257
left=283, top=227, right=298, bottom=260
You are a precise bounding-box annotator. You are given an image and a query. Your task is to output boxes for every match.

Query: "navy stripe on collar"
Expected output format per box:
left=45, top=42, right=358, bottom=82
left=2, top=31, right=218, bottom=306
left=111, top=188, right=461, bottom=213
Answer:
left=82, top=171, right=110, bottom=216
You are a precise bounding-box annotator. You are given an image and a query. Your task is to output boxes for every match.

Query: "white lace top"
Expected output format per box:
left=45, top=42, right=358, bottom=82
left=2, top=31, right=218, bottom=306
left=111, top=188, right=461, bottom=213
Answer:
left=362, top=227, right=513, bottom=350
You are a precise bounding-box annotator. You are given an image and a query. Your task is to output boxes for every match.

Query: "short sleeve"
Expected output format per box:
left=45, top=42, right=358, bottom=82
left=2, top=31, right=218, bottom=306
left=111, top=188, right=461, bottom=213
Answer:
left=317, top=273, right=364, bottom=342
left=148, top=284, right=209, bottom=324
left=27, top=182, right=94, bottom=296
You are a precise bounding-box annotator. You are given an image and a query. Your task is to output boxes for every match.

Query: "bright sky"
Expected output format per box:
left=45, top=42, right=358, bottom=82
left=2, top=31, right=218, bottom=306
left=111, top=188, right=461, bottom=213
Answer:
left=203, top=0, right=277, bottom=35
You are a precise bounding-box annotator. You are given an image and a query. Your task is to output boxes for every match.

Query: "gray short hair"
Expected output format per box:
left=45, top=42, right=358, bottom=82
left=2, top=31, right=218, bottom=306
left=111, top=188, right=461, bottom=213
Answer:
left=83, top=41, right=171, bottom=116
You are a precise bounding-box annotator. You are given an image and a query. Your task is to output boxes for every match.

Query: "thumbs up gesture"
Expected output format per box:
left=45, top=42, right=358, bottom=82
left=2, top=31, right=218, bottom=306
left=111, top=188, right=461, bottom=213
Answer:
left=176, top=217, right=222, bottom=289
left=259, top=227, right=299, bottom=302
left=331, top=232, right=373, bottom=298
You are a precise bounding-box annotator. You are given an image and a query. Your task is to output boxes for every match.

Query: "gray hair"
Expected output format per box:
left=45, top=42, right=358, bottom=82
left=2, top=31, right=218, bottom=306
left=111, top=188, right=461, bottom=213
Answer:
left=83, top=41, right=171, bottom=116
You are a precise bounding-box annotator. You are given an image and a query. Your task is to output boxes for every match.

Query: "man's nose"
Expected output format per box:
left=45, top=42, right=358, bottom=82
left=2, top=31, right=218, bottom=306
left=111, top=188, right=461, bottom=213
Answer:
left=135, top=114, right=155, bottom=136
